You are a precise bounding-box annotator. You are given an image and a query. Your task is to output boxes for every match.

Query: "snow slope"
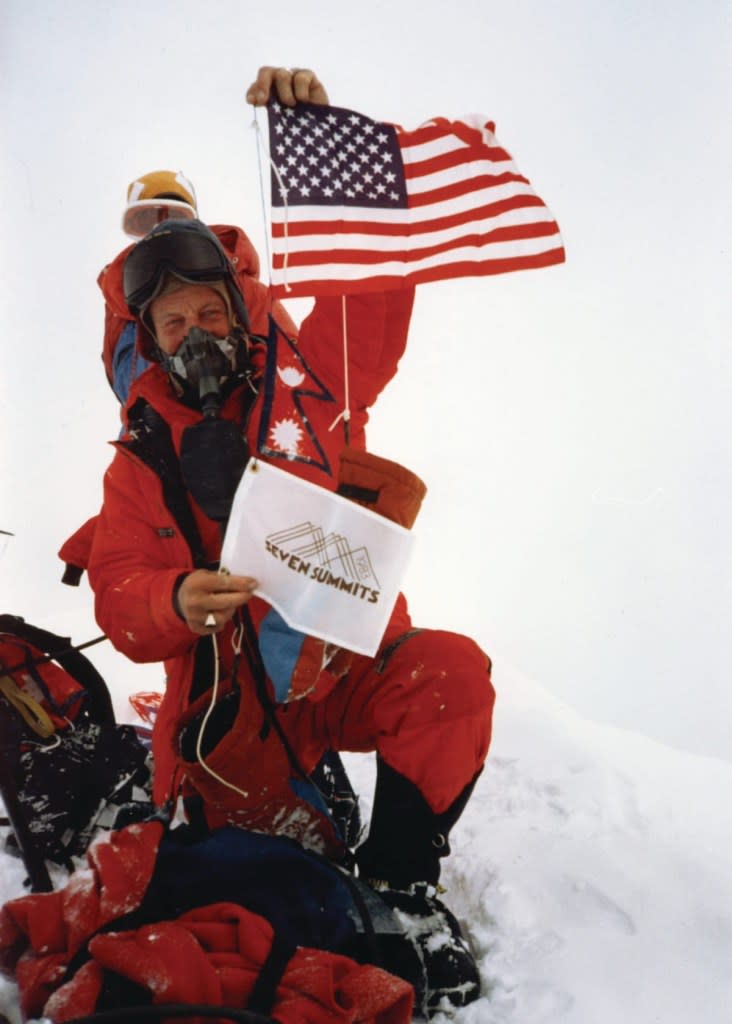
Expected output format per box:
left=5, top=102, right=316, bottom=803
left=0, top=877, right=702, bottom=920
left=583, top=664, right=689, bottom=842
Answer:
left=2, top=659, right=731, bottom=1023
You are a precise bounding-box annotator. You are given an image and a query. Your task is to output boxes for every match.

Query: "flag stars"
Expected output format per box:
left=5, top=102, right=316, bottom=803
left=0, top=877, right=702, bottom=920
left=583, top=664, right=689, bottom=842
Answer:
left=269, top=102, right=404, bottom=210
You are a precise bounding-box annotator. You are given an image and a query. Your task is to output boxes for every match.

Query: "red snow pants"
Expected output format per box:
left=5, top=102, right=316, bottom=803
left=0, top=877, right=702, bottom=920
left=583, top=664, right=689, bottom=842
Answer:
left=278, top=629, right=494, bottom=814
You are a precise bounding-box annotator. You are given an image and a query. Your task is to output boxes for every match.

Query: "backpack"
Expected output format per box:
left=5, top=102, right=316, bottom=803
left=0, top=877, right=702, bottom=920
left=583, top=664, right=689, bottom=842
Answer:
left=0, top=615, right=153, bottom=891
left=2, top=822, right=422, bottom=1023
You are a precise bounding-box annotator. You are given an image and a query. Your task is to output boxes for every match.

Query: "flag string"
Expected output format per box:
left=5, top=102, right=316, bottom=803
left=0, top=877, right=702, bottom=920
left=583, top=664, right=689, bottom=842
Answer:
left=252, top=106, right=291, bottom=292
left=328, top=295, right=351, bottom=444
left=251, top=104, right=350, bottom=442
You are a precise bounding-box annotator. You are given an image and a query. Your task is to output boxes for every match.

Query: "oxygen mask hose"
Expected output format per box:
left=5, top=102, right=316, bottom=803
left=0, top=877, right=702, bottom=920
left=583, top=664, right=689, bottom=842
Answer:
left=163, top=327, right=239, bottom=418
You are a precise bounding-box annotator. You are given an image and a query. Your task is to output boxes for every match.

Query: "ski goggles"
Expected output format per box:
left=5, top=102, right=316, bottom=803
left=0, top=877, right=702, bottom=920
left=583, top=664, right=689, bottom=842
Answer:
left=123, top=220, right=231, bottom=316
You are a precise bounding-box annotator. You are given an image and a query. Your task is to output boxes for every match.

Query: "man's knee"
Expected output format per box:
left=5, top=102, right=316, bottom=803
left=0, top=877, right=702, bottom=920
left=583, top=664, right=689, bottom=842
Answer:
left=379, top=628, right=494, bottom=720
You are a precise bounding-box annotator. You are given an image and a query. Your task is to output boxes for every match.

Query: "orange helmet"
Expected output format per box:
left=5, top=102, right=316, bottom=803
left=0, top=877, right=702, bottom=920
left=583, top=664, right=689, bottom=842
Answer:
left=122, top=169, right=197, bottom=238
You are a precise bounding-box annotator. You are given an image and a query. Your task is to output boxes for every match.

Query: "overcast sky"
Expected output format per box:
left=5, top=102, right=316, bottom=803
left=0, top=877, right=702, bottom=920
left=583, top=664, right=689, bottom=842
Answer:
left=1, top=0, right=730, bottom=761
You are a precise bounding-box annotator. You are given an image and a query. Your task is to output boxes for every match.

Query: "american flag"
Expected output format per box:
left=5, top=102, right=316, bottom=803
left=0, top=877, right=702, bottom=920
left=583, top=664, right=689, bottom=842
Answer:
left=266, top=99, right=565, bottom=298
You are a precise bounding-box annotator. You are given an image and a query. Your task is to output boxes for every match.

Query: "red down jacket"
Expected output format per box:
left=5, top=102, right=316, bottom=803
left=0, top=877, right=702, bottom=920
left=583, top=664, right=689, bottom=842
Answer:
left=0, top=822, right=413, bottom=1023
left=87, top=241, right=415, bottom=815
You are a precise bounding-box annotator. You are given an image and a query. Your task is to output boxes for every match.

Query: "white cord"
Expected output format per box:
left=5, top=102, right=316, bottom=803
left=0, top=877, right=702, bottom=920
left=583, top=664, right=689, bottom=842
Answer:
left=252, top=106, right=292, bottom=292
left=194, top=625, right=251, bottom=800
left=328, top=295, right=352, bottom=433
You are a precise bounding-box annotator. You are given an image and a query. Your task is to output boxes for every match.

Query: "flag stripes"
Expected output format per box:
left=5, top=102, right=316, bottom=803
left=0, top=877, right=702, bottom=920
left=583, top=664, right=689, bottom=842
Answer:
left=267, top=102, right=564, bottom=296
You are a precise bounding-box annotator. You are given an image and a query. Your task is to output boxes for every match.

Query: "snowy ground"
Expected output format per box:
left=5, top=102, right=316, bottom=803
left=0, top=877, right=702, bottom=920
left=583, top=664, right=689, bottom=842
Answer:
left=2, top=658, right=731, bottom=1023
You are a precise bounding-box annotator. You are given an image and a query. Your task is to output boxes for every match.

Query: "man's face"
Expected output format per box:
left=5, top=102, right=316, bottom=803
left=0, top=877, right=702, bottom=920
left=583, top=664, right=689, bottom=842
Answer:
left=150, top=282, right=231, bottom=355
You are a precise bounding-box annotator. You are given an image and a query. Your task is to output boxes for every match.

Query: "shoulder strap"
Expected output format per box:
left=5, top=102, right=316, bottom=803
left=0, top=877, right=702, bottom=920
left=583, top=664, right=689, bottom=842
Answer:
left=122, top=399, right=208, bottom=568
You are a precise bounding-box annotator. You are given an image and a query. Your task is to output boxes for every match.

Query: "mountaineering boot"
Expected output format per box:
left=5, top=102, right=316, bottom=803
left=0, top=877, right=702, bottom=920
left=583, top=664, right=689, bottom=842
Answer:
left=356, top=756, right=482, bottom=1017
left=370, top=879, right=481, bottom=1016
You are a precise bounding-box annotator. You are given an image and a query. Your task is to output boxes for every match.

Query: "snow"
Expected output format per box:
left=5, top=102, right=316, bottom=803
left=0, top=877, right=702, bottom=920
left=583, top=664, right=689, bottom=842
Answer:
left=2, top=657, right=731, bottom=1023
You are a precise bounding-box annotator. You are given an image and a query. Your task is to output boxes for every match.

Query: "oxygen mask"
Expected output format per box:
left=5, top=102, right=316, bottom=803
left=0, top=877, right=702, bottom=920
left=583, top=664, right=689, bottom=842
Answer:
left=160, top=326, right=248, bottom=417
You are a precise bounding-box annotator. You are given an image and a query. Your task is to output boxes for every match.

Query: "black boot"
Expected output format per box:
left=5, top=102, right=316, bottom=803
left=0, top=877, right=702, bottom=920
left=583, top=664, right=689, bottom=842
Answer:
left=356, top=757, right=482, bottom=1017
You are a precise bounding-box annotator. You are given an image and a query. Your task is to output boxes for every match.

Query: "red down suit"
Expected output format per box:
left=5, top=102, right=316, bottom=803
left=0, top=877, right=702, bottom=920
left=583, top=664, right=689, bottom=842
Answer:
left=88, top=225, right=494, bottom=847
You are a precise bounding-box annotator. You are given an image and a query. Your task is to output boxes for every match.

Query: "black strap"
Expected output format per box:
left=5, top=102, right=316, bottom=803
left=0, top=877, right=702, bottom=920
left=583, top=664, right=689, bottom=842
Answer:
left=336, top=482, right=379, bottom=504
left=237, top=608, right=311, bottom=785
left=245, top=933, right=297, bottom=1017
left=122, top=399, right=208, bottom=569
left=63, top=1004, right=275, bottom=1023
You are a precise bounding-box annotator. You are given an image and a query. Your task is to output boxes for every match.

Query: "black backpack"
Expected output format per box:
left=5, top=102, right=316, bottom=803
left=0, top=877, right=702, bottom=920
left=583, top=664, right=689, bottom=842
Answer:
left=0, top=615, right=153, bottom=891
left=41, top=823, right=423, bottom=1024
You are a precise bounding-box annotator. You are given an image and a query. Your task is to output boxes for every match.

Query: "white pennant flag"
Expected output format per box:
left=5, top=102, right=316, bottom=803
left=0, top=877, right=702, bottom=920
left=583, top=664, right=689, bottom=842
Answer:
left=220, top=459, right=416, bottom=656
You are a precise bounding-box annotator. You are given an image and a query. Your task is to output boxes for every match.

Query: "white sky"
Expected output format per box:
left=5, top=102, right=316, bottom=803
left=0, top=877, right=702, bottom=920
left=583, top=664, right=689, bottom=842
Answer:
left=1, top=0, right=731, bottom=761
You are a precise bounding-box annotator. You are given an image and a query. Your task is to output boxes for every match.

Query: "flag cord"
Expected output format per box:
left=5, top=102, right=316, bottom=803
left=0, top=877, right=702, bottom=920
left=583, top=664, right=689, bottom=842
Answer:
left=328, top=295, right=351, bottom=442
left=252, top=106, right=291, bottom=293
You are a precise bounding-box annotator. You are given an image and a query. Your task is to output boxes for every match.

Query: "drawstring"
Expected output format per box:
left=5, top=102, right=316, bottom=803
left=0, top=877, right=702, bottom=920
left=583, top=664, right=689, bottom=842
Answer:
left=193, top=616, right=251, bottom=801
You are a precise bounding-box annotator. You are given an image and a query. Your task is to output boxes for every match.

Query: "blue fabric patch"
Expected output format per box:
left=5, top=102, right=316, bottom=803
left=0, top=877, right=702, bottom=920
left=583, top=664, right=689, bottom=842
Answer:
left=289, top=777, right=331, bottom=819
left=259, top=608, right=306, bottom=702
left=113, top=322, right=151, bottom=404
